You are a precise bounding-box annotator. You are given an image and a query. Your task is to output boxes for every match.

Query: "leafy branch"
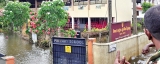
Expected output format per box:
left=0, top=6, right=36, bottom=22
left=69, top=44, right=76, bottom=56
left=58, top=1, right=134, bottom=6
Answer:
left=142, top=2, right=153, bottom=13
left=3, top=1, right=31, bottom=31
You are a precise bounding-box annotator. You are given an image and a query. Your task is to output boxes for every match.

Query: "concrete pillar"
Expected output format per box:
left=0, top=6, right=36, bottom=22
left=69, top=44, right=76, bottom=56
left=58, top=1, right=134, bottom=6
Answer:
left=72, top=17, right=74, bottom=29
left=88, top=17, right=91, bottom=31
left=88, top=38, right=96, bottom=64
left=88, top=0, right=91, bottom=31
left=0, top=56, right=15, bottom=64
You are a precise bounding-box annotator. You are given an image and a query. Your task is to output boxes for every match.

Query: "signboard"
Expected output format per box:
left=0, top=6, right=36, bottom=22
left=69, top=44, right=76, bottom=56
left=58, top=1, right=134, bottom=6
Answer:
left=108, top=43, right=116, bottom=53
left=52, top=37, right=86, bottom=64
left=111, top=21, right=131, bottom=41
left=32, top=32, right=37, bottom=44
left=65, top=46, right=71, bottom=53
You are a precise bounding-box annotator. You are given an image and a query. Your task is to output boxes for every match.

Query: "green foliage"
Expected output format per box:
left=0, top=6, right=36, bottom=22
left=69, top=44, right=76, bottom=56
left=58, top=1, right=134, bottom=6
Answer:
left=137, top=22, right=142, bottom=28
left=0, top=16, right=4, bottom=27
left=61, top=29, right=76, bottom=37
left=0, top=0, right=4, bottom=2
left=83, top=28, right=87, bottom=32
left=70, top=29, right=76, bottom=37
left=34, top=0, right=68, bottom=35
left=131, top=21, right=143, bottom=32
left=0, top=0, right=18, bottom=8
left=0, top=16, right=4, bottom=22
left=0, top=0, right=6, bottom=8
left=3, top=1, right=31, bottom=29
left=142, top=2, right=153, bottom=13
left=38, top=0, right=68, bottom=28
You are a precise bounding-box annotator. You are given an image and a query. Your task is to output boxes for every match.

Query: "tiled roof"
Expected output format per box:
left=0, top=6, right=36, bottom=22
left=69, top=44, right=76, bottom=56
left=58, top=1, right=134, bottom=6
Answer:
left=137, top=6, right=142, bottom=10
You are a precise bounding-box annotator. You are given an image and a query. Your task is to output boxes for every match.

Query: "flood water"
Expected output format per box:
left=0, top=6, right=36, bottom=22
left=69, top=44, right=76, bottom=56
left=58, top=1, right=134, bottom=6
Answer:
left=129, top=47, right=156, bottom=64
left=0, top=32, right=53, bottom=64
left=0, top=32, right=157, bottom=64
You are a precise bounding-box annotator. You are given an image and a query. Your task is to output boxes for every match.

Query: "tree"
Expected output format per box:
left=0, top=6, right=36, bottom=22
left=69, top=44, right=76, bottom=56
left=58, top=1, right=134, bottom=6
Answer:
left=36, top=0, right=68, bottom=35
left=142, top=2, right=153, bottom=13
left=0, top=0, right=6, bottom=8
left=27, top=0, right=68, bottom=45
left=3, top=1, right=31, bottom=31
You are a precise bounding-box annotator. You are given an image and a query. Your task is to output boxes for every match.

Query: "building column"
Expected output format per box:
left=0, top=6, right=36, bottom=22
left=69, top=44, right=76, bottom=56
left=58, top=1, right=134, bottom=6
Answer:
left=72, top=0, right=74, bottom=11
left=88, top=17, right=91, bottom=31
left=72, top=17, right=74, bottom=29
left=88, top=0, right=91, bottom=31
left=35, top=0, right=37, bottom=13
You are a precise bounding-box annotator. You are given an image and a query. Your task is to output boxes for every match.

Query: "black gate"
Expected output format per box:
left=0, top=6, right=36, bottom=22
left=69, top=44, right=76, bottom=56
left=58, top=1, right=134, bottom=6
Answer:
left=52, top=37, right=86, bottom=64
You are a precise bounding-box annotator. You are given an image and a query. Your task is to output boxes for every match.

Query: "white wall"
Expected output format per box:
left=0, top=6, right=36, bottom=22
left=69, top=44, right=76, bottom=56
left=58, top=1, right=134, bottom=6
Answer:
left=137, top=10, right=145, bottom=18
left=66, top=0, right=133, bottom=22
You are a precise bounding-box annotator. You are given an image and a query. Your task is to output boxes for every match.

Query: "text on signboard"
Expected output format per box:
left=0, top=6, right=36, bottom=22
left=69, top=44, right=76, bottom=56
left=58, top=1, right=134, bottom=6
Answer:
left=113, top=26, right=131, bottom=35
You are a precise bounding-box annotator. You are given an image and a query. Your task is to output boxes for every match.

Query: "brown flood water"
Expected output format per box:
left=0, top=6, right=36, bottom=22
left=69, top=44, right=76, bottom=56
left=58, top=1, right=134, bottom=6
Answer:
left=0, top=31, right=155, bottom=64
left=0, top=32, right=53, bottom=64
left=129, top=47, right=156, bottom=64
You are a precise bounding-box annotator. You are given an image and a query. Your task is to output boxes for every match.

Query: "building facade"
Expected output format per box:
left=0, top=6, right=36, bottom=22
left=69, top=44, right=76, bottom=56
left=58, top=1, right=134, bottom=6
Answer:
left=64, top=0, right=133, bottom=31
left=19, top=0, right=133, bottom=31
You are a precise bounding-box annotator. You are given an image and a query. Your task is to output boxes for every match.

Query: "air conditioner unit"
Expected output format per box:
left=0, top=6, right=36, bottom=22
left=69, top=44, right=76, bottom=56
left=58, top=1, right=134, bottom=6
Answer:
left=78, top=5, right=84, bottom=10
left=64, top=6, right=69, bottom=11
left=96, top=4, right=101, bottom=9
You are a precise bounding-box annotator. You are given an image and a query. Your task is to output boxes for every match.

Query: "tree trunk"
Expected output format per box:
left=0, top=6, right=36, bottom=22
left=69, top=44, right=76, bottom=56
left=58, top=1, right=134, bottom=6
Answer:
left=58, top=27, right=61, bottom=37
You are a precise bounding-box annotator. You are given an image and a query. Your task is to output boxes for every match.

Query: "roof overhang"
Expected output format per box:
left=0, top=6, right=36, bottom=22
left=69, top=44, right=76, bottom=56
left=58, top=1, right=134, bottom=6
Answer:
left=137, top=6, right=142, bottom=10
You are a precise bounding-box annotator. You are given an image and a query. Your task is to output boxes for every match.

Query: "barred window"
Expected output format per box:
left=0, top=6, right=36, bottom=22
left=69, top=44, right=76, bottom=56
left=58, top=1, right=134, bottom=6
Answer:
left=74, top=0, right=88, bottom=6
left=90, top=0, right=107, bottom=4
left=19, top=0, right=43, bottom=8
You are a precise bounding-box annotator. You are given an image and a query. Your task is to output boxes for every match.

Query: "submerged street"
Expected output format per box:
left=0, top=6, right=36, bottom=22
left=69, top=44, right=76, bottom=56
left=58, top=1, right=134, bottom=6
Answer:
left=0, top=33, right=52, bottom=64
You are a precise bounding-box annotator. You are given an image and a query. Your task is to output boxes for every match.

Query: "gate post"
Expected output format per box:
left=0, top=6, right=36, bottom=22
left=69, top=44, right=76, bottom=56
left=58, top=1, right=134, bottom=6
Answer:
left=1, top=56, right=15, bottom=64
left=88, top=38, right=96, bottom=64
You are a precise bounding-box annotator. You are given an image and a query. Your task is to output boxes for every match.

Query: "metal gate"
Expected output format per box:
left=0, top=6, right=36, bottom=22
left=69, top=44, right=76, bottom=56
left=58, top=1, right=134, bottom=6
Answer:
left=52, top=37, right=86, bottom=64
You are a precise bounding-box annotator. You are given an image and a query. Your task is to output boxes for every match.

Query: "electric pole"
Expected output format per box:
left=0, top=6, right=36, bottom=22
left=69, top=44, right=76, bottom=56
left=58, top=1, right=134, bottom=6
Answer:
left=133, top=0, right=137, bottom=35
left=108, top=0, right=112, bottom=42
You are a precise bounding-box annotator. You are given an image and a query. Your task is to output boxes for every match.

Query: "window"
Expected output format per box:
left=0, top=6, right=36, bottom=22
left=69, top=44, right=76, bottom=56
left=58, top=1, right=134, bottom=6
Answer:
left=79, top=18, right=88, bottom=24
left=136, top=0, right=141, bottom=4
left=74, top=0, right=88, bottom=5
left=64, top=0, right=72, bottom=6
left=90, top=0, right=107, bottom=4
left=137, top=11, right=139, bottom=16
left=19, top=0, right=43, bottom=8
